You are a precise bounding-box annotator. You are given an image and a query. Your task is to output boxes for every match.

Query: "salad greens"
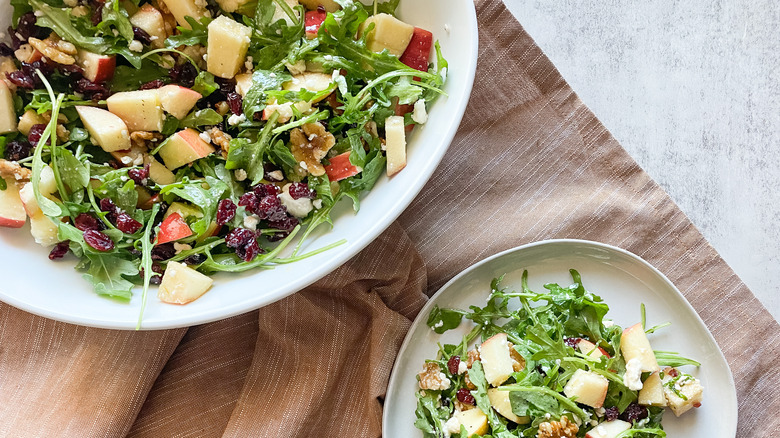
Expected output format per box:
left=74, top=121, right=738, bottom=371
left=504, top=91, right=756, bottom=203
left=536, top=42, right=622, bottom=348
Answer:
left=416, top=270, right=703, bottom=438
left=0, top=0, right=446, bottom=327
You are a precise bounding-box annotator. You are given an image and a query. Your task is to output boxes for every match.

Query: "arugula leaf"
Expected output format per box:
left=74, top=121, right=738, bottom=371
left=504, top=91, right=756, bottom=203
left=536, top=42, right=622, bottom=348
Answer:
left=164, top=175, right=228, bottom=236
left=180, top=108, right=223, bottom=128
left=110, top=62, right=169, bottom=92
left=191, top=71, right=218, bottom=97
left=10, top=0, right=32, bottom=24
left=243, top=70, right=292, bottom=116
left=226, top=112, right=279, bottom=184
left=426, top=305, right=464, bottom=334
left=387, top=75, right=423, bottom=105
left=165, top=16, right=212, bottom=48
left=55, top=148, right=90, bottom=192
left=413, top=390, right=450, bottom=438
left=30, top=0, right=111, bottom=53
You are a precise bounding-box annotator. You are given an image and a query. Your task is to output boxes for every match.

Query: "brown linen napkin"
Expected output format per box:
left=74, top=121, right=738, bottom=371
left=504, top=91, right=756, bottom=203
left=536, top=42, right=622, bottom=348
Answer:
left=1, top=0, right=778, bottom=436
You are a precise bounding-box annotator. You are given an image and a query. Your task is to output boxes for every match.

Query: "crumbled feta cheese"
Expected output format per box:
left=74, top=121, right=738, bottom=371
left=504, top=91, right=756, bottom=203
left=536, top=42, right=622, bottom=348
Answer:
left=120, top=175, right=128, bottom=182
left=285, top=59, right=306, bottom=75
left=269, top=72, right=277, bottom=78
left=308, top=133, right=318, bottom=141
left=323, top=54, right=334, bottom=61
left=299, top=161, right=308, bottom=171
left=243, top=215, right=259, bottom=231
left=412, top=99, right=428, bottom=124
left=203, top=53, right=208, bottom=62
left=312, top=199, right=322, bottom=209
left=234, top=169, right=248, bottom=181
left=173, top=242, right=192, bottom=254
left=623, top=358, right=644, bottom=391
left=199, top=131, right=212, bottom=144
left=132, top=155, right=144, bottom=166
left=433, top=320, right=443, bottom=328
left=128, top=40, right=143, bottom=53
left=244, top=56, right=254, bottom=72
left=443, top=416, right=461, bottom=437
left=268, top=170, right=284, bottom=181
left=603, top=319, right=614, bottom=328
left=227, top=113, right=247, bottom=126
left=278, top=183, right=313, bottom=218
left=120, top=156, right=133, bottom=165
left=457, top=361, right=467, bottom=375
left=34, top=10, right=43, bottom=17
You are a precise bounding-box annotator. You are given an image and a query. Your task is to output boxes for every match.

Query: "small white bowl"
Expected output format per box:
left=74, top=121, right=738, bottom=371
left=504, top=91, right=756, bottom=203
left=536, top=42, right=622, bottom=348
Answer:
left=0, top=0, right=478, bottom=329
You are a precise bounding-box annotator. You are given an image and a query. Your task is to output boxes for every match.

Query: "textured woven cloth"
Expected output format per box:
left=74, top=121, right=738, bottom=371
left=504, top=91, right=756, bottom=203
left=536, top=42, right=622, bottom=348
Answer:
left=0, top=0, right=777, bottom=436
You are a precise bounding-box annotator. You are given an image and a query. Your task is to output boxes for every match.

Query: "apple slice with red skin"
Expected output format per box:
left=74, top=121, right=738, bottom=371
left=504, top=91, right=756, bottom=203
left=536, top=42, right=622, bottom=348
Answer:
left=157, top=85, right=202, bottom=119
left=585, top=420, right=632, bottom=438
left=400, top=27, right=433, bottom=72
left=158, top=128, right=216, bottom=170
left=0, top=177, right=27, bottom=228
left=325, top=151, right=361, bottom=181
left=76, top=105, right=131, bottom=152
left=157, top=212, right=192, bottom=244
left=305, top=9, right=327, bottom=39
left=0, top=81, right=18, bottom=134
left=77, top=50, right=116, bottom=83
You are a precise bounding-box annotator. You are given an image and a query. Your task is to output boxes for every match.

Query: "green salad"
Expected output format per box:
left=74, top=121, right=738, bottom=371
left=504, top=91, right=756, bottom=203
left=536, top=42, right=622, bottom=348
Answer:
left=0, top=0, right=446, bottom=326
left=416, top=270, right=704, bottom=438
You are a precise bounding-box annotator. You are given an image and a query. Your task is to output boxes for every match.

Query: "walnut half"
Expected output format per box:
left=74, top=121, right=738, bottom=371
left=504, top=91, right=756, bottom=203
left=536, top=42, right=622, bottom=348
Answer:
left=417, top=362, right=451, bottom=391
left=28, top=36, right=77, bottom=65
left=537, top=416, right=579, bottom=438
left=289, top=122, right=335, bottom=177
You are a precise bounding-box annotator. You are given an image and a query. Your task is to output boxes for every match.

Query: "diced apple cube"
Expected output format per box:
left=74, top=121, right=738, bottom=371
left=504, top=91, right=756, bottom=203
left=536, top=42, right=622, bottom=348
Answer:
left=359, top=13, right=414, bottom=57
left=385, top=115, right=407, bottom=176
left=158, top=261, right=213, bottom=304
left=638, top=372, right=667, bottom=406
left=147, top=156, right=177, bottom=185
left=577, top=339, right=605, bottom=359
left=0, top=177, right=26, bottom=228
left=130, top=4, right=168, bottom=48
left=19, top=166, right=58, bottom=217
left=478, top=333, right=514, bottom=387
left=298, top=0, right=339, bottom=12
left=0, top=56, right=18, bottom=92
left=160, top=0, right=209, bottom=29
left=76, top=50, right=116, bottom=83
left=453, top=408, right=489, bottom=436
left=324, top=151, right=361, bottom=181
left=163, top=201, right=203, bottom=220
left=76, top=106, right=131, bottom=152
left=214, top=0, right=254, bottom=14
left=620, top=323, right=660, bottom=373
left=585, top=420, right=632, bottom=438
left=662, top=370, right=703, bottom=416
left=400, top=27, right=433, bottom=72
left=271, top=0, right=300, bottom=26
left=305, top=9, right=327, bottom=39
left=110, top=144, right=146, bottom=168
left=18, top=110, right=45, bottom=136
left=0, top=82, right=17, bottom=134
left=29, top=214, right=60, bottom=246
left=158, top=128, right=215, bottom=170
left=157, top=85, right=202, bottom=119
left=107, top=90, right=165, bottom=132
left=487, top=388, right=530, bottom=424
left=235, top=73, right=253, bottom=97
left=206, top=15, right=252, bottom=79
left=157, top=212, right=193, bottom=244
left=563, top=369, right=609, bottom=408
left=283, top=72, right=336, bottom=103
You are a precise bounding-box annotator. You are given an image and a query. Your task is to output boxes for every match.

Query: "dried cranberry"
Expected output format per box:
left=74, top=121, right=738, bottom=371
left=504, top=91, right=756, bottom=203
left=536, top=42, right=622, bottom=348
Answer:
left=74, top=213, right=101, bottom=231
left=48, top=241, right=70, bottom=260
left=183, top=253, right=206, bottom=265
left=253, top=183, right=280, bottom=198
left=288, top=182, right=316, bottom=200
left=15, top=13, right=45, bottom=41
left=268, top=215, right=298, bottom=232
left=236, top=239, right=261, bottom=262
left=216, top=199, right=237, bottom=226
left=226, top=227, right=255, bottom=249
left=620, top=404, right=649, bottom=423
left=28, top=124, right=47, bottom=147
left=88, top=0, right=104, bottom=26
left=169, top=62, right=197, bottom=88
left=604, top=406, right=619, bottom=422
left=84, top=229, right=114, bottom=252
left=456, top=388, right=475, bottom=406
left=56, top=63, right=84, bottom=77
left=257, top=196, right=286, bottom=222
left=141, top=263, right=164, bottom=285
left=6, top=71, right=35, bottom=90
left=447, top=356, right=461, bottom=375
left=74, top=77, right=110, bottom=101
left=21, top=60, right=54, bottom=81
left=666, top=368, right=679, bottom=378
left=238, top=192, right=260, bottom=213
left=563, top=337, right=582, bottom=349
left=99, top=198, right=119, bottom=223
left=151, top=242, right=176, bottom=261
left=115, top=212, right=142, bottom=234
left=132, top=26, right=153, bottom=46
left=140, top=79, right=166, bottom=90
left=128, top=165, right=149, bottom=184
left=4, top=139, right=33, bottom=161
left=0, top=42, right=13, bottom=57
left=215, top=77, right=236, bottom=94
left=226, top=92, right=243, bottom=115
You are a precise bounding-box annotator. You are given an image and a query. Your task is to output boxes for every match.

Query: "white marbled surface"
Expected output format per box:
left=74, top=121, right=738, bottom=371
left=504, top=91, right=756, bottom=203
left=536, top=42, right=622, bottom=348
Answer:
left=503, top=0, right=780, bottom=320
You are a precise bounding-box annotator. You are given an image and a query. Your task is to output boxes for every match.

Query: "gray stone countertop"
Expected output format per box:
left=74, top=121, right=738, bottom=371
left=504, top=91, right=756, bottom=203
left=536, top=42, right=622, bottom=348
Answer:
left=504, top=0, right=779, bottom=320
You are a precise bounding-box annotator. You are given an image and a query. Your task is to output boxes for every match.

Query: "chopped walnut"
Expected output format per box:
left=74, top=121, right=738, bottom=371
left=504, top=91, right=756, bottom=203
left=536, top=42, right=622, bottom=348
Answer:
left=130, top=131, right=162, bottom=148
left=0, top=159, right=32, bottom=182
left=453, top=399, right=475, bottom=412
left=208, top=127, right=232, bottom=158
left=537, top=416, right=579, bottom=438
left=14, top=44, right=35, bottom=63
left=28, top=36, right=77, bottom=65
left=418, top=362, right=451, bottom=391
left=508, top=342, right=526, bottom=372
left=466, top=349, right=480, bottom=368
left=463, top=372, right=476, bottom=390
left=289, top=122, right=336, bottom=177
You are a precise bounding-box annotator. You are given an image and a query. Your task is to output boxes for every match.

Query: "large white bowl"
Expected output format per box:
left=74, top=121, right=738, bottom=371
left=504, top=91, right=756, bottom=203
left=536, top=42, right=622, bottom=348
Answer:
left=0, top=1, right=478, bottom=329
